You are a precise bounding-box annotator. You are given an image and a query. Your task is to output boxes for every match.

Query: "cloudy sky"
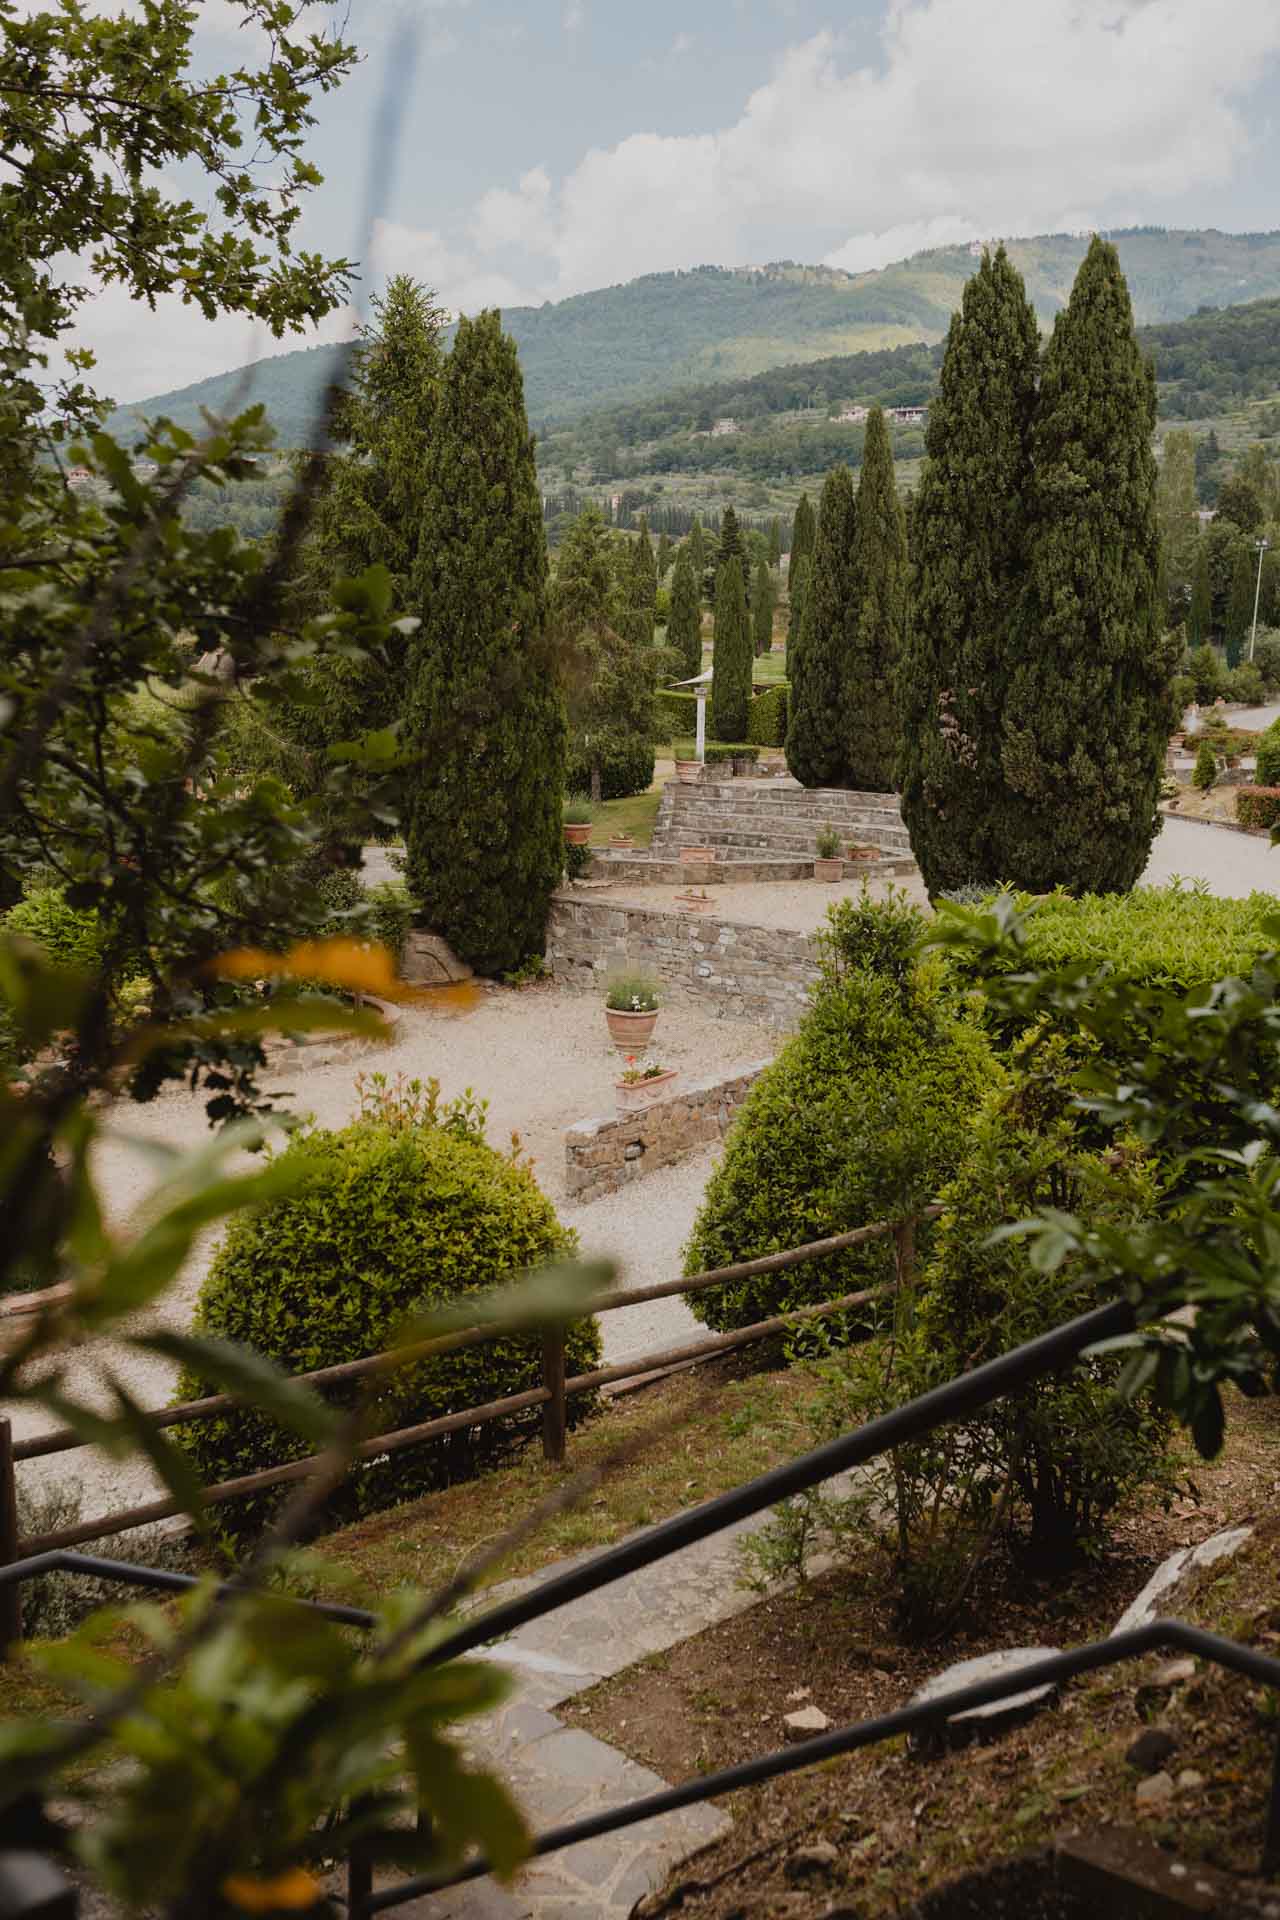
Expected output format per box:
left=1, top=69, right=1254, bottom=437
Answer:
left=72, top=0, right=1280, bottom=400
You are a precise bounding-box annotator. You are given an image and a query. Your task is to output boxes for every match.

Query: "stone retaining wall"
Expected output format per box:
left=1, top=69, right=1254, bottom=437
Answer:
left=565, top=1061, right=770, bottom=1202
left=546, top=895, right=819, bottom=1026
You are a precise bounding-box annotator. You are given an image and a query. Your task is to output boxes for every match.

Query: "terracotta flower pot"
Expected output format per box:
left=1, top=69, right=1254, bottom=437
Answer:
left=564, top=822, right=592, bottom=846
left=675, top=760, right=703, bottom=784
left=813, top=857, right=843, bottom=881
left=605, top=1006, right=658, bottom=1052
left=675, top=890, right=714, bottom=913
left=680, top=845, right=714, bottom=862
left=846, top=845, right=879, bottom=861
left=614, top=1068, right=679, bottom=1112
left=609, top=833, right=635, bottom=850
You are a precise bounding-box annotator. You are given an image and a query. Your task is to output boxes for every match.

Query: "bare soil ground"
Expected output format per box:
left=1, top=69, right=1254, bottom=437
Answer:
left=557, top=1394, right=1280, bottom=1919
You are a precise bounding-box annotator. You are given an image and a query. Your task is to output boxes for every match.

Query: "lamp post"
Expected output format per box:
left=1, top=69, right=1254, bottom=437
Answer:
left=1249, top=537, right=1270, bottom=663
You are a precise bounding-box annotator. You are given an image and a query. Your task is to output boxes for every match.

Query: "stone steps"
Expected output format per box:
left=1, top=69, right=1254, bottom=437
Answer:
left=652, top=816, right=913, bottom=857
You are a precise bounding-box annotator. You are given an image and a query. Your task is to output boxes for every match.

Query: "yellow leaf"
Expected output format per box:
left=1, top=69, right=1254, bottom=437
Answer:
left=208, top=938, right=398, bottom=997
left=221, top=1868, right=321, bottom=1913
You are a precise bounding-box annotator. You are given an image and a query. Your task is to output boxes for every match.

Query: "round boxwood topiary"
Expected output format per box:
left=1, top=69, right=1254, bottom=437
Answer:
left=682, top=895, right=1001, bottom=1336
left=177, top=1118, right=599, bottom=1540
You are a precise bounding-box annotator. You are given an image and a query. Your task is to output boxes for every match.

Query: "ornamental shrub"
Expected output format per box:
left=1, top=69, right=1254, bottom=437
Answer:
left=746, top=684, right=789, bottom=747
left=565, top=736, right=654, bottom=800
left=655, top=689, right=699, bottom=738
left=682, top=891, right=1001, bottom=1332
left=1223, top=663, right=1266, bottom=705
left=1255, top=719, right=1280, bottom=787
left=1192, top=738, right=1218, bottom=790
left=1236, top=785, right=1280, bottom=832
left=177, top=1114, right=598, bottom=1541
left=5, top=885, right=118, bottom=974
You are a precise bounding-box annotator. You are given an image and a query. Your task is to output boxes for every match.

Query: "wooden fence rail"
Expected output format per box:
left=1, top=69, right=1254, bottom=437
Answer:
left=0, top=1206, right=939, bottom=1640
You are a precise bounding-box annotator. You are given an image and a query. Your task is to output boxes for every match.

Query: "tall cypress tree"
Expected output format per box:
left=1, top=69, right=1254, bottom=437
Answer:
left=1002, top=237, right=1176, bottom=893
left=847, top=407, right=907, bottom=790
left=634, top=514, right=658, bottom=611
left=898, top=247, right=1040, bottom=893
left=718, top=505, right=743, bottom=568
left=1226, top=544, right=1255, bottom=668
left=787, top=493, right=815, bottom=649
left=404, top=311, right=565, bottom=974
left=785, top=553, right=809, bottom=671
left=687, top=515, right=706, bottom=584
left=1189, top=540, right=1211, bottom=648
left=768, top=517, right=782, bottom=569
left=752, top=555, right=775, bottom=657
left=785, top=466, right=858, bottom=787
left=668, top=543, right=702, bottom=678
left=656, top=529, right=672, bottom=580
left=710, top=554, right=751, bottom=741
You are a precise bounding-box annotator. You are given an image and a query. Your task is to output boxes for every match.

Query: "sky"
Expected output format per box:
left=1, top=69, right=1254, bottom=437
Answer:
left=60, top=0, right=1280, bottom=400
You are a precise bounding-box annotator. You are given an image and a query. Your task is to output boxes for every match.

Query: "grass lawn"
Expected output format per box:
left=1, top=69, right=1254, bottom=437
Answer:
left=587, top=783, right=664, bottom=847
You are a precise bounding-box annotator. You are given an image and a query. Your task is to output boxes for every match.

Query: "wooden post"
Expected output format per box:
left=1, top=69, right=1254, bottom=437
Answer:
left=0, top=1420, right=21, bottom=1659
left=541, top=1330, right=567, bottom=1465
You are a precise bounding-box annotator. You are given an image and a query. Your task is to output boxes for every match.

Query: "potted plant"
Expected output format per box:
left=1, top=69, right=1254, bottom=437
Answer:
left=814, top=827, right=843, bottom=881
left=609, top=832, right=635, bottom=851
left=675, top=886, right=714, bottom=913
left=564, top=799, right=593, bottom=846
left=846, top=842, right=879, bottom=862
left=615, top=1056, right=679, bottom=1112
left=674, top=744, right=703, bottom=784
left=604, top=974, right=661, bottom=1051
left=680, top=844, right=714, bottom=862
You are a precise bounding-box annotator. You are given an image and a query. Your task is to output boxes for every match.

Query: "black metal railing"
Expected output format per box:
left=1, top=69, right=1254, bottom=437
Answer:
left=1, top=1293, right=1277, bottom=1916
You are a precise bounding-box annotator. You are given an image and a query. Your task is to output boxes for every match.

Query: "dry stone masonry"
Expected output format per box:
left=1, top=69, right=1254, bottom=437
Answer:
left=546, top=895, right=819, bottom=1026
left=565, top=1062, right=769, bottom=1202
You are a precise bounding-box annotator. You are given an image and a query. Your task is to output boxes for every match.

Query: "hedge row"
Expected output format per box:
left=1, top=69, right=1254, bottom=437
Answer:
left=656, top=684, right=789, bottom=747
left=1235, top=785, right=1280, bottom=831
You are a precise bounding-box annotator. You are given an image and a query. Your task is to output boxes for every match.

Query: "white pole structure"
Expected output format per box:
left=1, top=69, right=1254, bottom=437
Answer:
left=695, top=687, right=706, bottom=765
left=1250, top=537, right=1270, bottom=664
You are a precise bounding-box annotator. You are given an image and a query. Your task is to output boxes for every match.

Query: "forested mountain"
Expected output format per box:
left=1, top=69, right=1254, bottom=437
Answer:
left=107, top=226, right=1280, bottom=445
left=1141, top=297, right=1280, bottom=417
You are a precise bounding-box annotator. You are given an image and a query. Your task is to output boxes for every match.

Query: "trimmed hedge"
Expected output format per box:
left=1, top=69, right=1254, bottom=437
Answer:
left=1236, top=785, right=1280, bottom=832
left=747, top=684, right=789, bottom=747
left=655, top=689, right=699, bottom=738
left=177, top=1118, right=599, bottom=1540
left=1255, top=720, right=1280, bottom=787
left=682, top=893, right=1001, bottom=1334
left=566, top=736, right=655, bottom=800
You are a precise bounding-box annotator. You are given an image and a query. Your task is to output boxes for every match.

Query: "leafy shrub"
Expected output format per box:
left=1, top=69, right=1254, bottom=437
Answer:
left=704, top=743, right=757, bottom=766
left=605, top=973, right=659, bottom=1012
left=948, top=883, right=1277, bottom=1003
left=1186, top=645, right=1224, bottom=703
left=562, top=839, right=592, bottom=881
left=1193, top=738, right=1217, bottom=789
left=1255, top=719, right=1280, bottom=786
left=746, top=684, right=789, bottom=747
left=1236, top=785, right=1280, bottom=831
left=565, top=736, right=654, bottom=800
left=5, top=885, right=118, bottom=974
left=364, top=880, right=413, bottom=965
left=16, top=1481, right=194, bottom=1641
left=682, top=891, right=1001, bottom=1333
left=1224, top=662, right=1266, bottom=705
left=815, top=827, right=841, bottom=859
left=655, top=689, right=699, bottom=738
left=177, top=1114, right=598, bottom=1541
left=1251, top=631, right=1280, bottom=691
left=744, top=1061, right=1179, bottom=1634
left=563, top=798, right=593, bottom=825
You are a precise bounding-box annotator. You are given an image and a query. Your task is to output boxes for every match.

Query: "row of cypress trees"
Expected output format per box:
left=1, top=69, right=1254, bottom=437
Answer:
left=899, top=237, right=1176, bottom=895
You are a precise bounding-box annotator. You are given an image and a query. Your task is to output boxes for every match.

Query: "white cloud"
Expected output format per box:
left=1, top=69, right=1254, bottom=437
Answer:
left=562, top=1, right=585, bottom=33
left=371, top=218, right=544, bottom=314
left=671, top=32, right=693, bottom=55
left=387, top=0, right=1280, bottom=313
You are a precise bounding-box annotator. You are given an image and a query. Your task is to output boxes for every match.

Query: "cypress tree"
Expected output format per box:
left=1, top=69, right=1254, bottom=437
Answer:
left=785, top=465, right=858, bottom=787
left=1226, top=543, right=1254, bottom=668
left=710, top=554, right=751, bottom=741
left=1189, top=540, right=1211, bottom=647
left=785, top=553, right=809, bottom=671
left=751, top=556, right=775, bottom=657
left=634, top=514, right=658, bottom=610
left=847, top=406, right=907, bottom=790
left=553, top=507, right=656, bottom=803
left=718, top=505, right=743, bottom=568
left=897, top=246, right=1040, bottom=893
left=787, top=493, right=815, bottom=649
left=656, top=529, right=672, bottom=580
left=768, top=517, right=782, bottom=569
left=668, top=543, right=702, bottom=678
left=1002, top=237, right=1176, bottom=893
left=687, top=515, right=706, bottom=582
left=404, top=311, right=565, bottom=974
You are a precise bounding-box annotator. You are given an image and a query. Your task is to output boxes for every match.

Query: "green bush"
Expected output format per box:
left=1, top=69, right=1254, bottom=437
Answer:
left=1235, top=785, right=1280, bottom=831
left=177, top=1111, right=599, bottom=1541
left=1255, top=719, right=1280, bottom=786
left=565, top=736, right=654, bottom=800
left=682, top=892, right=1001, bottom=1333
left=364, top=880, right=413, bottom=965
left=1186, top=645, right=1224, bottom=703
left=1251, top=631, right=1280, bottom=691
left=1223, top=662, right=1266, bottom=705
left=951, top=884, right=1277, bottom=1004
left=745, top=1059, right=1179, bottom=1633
left=746, top=684, right=789, bottom=747
left=655, top=689, right=699, bottom=738
left=5, top=884, right=117, bottom=973
left=1192, top=738, right=1217, bottom=789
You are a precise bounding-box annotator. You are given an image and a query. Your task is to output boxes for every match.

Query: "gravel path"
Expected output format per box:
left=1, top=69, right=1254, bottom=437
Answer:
left=1143, top=812, right=1280, bottom=896
left=10, top=987, right=774, bottom=1525
left=602, top=868, right=929, bottom=934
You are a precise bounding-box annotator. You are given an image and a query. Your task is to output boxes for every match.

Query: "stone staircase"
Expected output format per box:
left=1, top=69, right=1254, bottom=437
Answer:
left=652, top=778, right=915, bottom=865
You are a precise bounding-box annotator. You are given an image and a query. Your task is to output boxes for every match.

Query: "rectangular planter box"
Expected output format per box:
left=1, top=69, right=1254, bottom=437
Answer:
left=614, top=1068, right=679, bottom=1113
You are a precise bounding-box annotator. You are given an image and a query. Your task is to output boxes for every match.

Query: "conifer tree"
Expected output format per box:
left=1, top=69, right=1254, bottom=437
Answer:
left=710, top=554, right=751, bottom=741
left=687, top=515, right=706, bottom=583
left=404, top=311, right=565, bottom=974
left=785, top=466, right=858, bottom=787
left=1189, top=540, right=1212, bottom=647
left=787, top=493, right=815, bottom=649
left=1226, top=544, right=1254, bottom=668
left=897, top=247, right=1040, bottom=892
left=785, top=553, right=809, bottom=670
left=847, top=407, right=906, bottom=790
left=768, top=517, right=782, bottom=569
left=668, top=544, right=702, bottom=678
left=752, top=556, right=775, bottom=657
left=718, top=505, right=743, bottom=568
left=1002, top=237, right=1176, bottom=893
left=634, top=514, right=658, bottom=610
left=1157, top=429, right=1199, bottom=624
left=656, top=529, right=672, bottom=580
left=553, top=507, right=657, bottom=803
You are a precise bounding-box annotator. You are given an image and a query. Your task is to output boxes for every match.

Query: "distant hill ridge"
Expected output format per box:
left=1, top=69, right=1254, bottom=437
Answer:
left=105, top=226, right=1280, bottom=446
